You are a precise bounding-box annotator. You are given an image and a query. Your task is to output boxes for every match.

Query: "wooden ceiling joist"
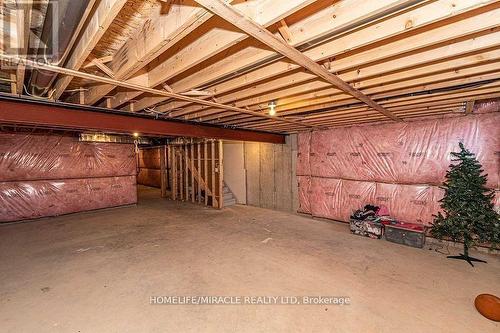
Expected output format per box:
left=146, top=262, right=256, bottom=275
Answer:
left=161, top=0, right=499, bottom=119
left=199, top=47, right=500, bottom=120
left=115, top=0, right=319, bottom=112
left=194, top=0, right=403, bottom=121
left=210, top=61, right=500, bottom=124
left=1, top=0, right=499, bottom=134
left=127, top=0, right=420, bottom=114
left=0, top=54, right=314, bottom=129
left=72, top=1, right=222, bottom=107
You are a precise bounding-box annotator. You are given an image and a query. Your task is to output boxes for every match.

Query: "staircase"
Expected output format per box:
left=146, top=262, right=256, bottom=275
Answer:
left=223, top=182, right=237, bottom=207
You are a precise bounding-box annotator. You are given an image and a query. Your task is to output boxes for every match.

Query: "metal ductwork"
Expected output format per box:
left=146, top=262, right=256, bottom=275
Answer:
left=27, top=0, right=93, bottom=97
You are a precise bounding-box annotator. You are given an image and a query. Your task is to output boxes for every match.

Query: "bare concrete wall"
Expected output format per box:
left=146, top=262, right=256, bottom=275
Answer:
left=243, top=135, right=298, bottom=212
left=222, top=142, right=247, bottom=204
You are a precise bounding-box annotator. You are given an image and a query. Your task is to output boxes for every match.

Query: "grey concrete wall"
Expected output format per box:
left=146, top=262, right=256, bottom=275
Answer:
left=243, top=134, right=298, bottom=212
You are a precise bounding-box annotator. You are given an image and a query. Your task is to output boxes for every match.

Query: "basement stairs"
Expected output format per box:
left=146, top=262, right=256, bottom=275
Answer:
left=223, top=182, right=237, bottom=207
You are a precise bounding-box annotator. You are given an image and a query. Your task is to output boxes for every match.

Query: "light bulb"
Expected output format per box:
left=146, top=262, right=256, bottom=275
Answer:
left=268, top=100, right=277, bottom=116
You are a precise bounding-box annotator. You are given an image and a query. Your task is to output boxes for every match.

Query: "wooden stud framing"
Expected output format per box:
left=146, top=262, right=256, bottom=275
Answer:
left=171, top=146, right=176, bottom=200
left=204, top=142, right=208, bottom=206
left=218, top=140, right=223, bottom=209
left=197, top=143, right=202, bottom=203
left=190, top=144, right=195, bottom=203
left=160, top=145, right=167, bottom=198
left=166, top=140, right=222, bottom=209
left=211, top=141, right=216, bottom=208
left=465, top=100, right=475, bottom=113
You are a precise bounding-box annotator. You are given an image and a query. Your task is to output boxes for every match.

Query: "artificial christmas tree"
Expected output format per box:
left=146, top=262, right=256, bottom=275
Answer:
left=431, top=142, right=499, bottom=266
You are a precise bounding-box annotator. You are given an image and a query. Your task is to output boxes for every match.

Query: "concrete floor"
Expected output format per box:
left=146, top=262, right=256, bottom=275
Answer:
left=1, top=186, right=499, bottom=333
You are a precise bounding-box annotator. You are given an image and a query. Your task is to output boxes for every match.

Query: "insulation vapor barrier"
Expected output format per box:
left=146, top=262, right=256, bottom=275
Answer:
left=137, top=147, right=162, bottom=188
left=0, top=176, right=137, bottom=222
left=0, top=133, right=136, bottom=180
left=297, top=111, right=500, bottom=225
left=137, top=169, right=162, bottom=188
left=0, top=133, right=138, bottom=222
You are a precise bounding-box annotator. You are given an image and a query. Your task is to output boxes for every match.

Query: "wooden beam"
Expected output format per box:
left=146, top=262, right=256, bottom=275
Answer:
left=176, top=26, right=500, bottom=121
left=204, top=142, right=208, bottom=206
left=10, top=73, right=17, bottom=95
left=190, top=144, right=195, bottom=203
left=82, top=56, right=113, bottom=69
left=171, top=146, right=177, bottom=200
left=211, top=141, right=216, bottom=208
left=52, top=0, right=128, bottom=99
left=218, top=140, right=223, bottom=209
left=277, top=19, right=293, bottom=43
left=160, top=145, right=167, bottom=198
left=194, top=0, right=400, bottom=121
left=184, top=145, right=189, bottom=201
left=0, top=53, right=313, bottom=129
left=90, top=58, right=115, bottom=78
left=465, top=100, right=475, bottom=113
left=197, top=143, right=201, bottom=203
left=175, top=148, right=217, bottom=203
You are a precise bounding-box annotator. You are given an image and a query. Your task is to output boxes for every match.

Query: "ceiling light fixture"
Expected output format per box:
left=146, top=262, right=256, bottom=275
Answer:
left=268, top=100, right=277, bottom=116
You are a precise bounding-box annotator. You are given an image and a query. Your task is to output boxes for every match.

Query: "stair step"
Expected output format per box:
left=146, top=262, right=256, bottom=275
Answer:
left=224, top=198, right=236, bottom=206
left=224, top=193, right=233, bottom=200
left=223, top=187, right=230, bottom=194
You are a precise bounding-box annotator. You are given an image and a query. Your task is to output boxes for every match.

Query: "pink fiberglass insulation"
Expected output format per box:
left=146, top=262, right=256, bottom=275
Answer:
left=373, top=182, right=434, bottom=225
left=299, top=110, right=499, bottom=225
left=138, top=148, right=161, bottom=169
left=310, top=177, right=342, bottom=220
left=137, top=168, right=162, bottom=188
left=0, top=176, right=137, bottom=222
left=340, top=179, right=376, bottom=222
left=302, top=112, right=499, bottom=188
left=297, top=176, right=311, bottom=214
left=473, top=99, right=500, bottom=113
left=309, top=178, right=446, bottom=226
left=0, top=133, right=137, bottom=182
left=296, top=132, right=311, bottom=176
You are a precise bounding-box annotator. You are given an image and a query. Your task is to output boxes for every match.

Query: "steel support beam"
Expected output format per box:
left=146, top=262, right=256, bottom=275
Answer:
left=0, top=97, right=285, bottom=144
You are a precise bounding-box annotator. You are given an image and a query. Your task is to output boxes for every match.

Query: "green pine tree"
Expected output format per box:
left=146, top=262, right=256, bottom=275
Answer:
left=431, top=142, right=499, bottom=265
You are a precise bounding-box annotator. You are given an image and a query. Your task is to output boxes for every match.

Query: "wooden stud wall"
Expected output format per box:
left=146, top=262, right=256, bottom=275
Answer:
left=169, top=139, right=223, bottom=209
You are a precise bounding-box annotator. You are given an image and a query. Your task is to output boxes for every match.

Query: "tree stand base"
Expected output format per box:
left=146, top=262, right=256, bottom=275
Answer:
left=447, top=254, right=487, bottom=267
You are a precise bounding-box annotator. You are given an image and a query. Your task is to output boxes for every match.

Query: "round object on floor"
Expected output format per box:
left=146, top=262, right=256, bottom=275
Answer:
left=474, top=294, right=500, bottom=321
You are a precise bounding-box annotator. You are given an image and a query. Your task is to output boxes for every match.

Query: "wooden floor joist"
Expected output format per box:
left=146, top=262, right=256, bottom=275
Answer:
left=195, top=0, right=401, bottom=121
left=0, top=54, right=313, bottom=129
left=1, top=0, right=499, bottom=133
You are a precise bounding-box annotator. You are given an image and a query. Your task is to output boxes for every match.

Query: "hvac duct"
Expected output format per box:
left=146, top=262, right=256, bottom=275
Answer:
left=27, top=0, right=94, bottom=97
